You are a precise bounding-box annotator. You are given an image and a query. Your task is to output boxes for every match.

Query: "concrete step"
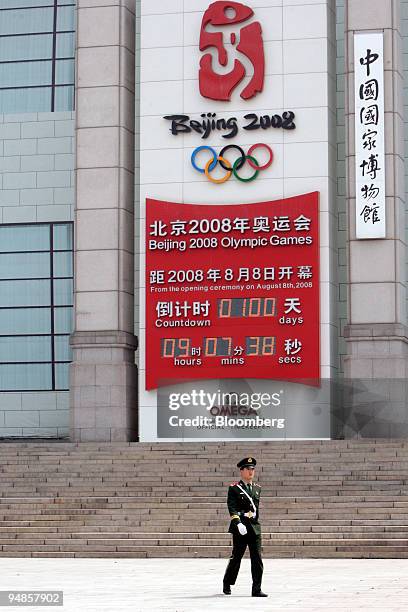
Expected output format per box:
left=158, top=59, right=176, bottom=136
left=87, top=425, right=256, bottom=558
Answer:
left=0, top=538, right=407, bottom=555
left=0, top=545, right=408, bottom=560
left=0, top=498, right=404, bottom=505
left=2, top=532, right=408, bottom=544
left=1, top=441, right=408, bottom=557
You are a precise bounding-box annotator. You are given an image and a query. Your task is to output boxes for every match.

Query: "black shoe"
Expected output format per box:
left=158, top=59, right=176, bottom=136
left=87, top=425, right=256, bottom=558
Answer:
left=223, top=584, right=231, bottom=595
left=252, top=591, right=268, bottom=597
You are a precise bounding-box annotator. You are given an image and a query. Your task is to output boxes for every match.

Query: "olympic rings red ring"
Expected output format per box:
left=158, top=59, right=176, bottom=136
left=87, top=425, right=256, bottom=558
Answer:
left=191, top=143, right=274, bottom=183
left=247, top=143, right=273, bottom=170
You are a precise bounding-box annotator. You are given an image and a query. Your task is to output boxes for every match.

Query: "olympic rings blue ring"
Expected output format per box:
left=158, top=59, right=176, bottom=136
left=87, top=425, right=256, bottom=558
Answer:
left=191, top=146, right=218, bottom=174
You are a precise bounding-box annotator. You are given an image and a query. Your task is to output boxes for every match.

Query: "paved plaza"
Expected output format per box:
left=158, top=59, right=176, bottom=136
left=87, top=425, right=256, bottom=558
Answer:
left=0, top=558, right=407, bottom=611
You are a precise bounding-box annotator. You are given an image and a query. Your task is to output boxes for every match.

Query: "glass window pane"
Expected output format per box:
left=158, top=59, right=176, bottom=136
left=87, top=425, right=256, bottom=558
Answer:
left=54, top=307, right=72, bottom=333
left=55, top=59, right=74, bottom=85
left=53, top=279, right=73, bottom=306
left=0, top=87, right=51, bottom=114
left=54, top=335, right=72, bottom=361
left=0, top=225, right=50, bottom=252
left=56, top=32, right=75, bottom=58
left=0, top=363, right=52, bottom=391
left=0, top=336, right=51, bottom=362
left=0, top=253, right=50, bottom=280
left=0, top=308, right=51, bottom=335
left=0, top=280, right=50, bottom=307
left=0, top=8, right=54, bottom=36
left=57, top=6, right=75, bottom=31
left=2, top=1, right=54, bottom=8
left=53, top=252, right=72, bottom=278
left=0, top=222, right=73, bottom=391
left=55, top=362, right=69, bottom=390
left=0, top=34, right=53, bottom=62
left=53, top=224, right=72, bottom=251
left=0, top=221, right=73, bottom=392
left=54, top=85, right=74, bottom=112
left=0, top=60, right=52, bottom=88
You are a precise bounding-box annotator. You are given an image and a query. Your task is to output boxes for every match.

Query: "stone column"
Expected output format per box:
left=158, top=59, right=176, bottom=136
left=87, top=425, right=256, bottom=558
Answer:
left=70, top=0, right=138, bottom=441
left=344, top=0, right=408, bottom=381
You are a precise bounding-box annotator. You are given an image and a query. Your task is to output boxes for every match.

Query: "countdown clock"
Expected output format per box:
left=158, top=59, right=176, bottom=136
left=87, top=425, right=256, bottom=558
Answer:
left=145, top=195, right=320, bottom=389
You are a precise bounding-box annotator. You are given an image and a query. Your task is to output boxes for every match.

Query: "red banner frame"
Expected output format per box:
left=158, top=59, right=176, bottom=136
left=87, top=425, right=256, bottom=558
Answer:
left=145, top=193, right=320, bottom=390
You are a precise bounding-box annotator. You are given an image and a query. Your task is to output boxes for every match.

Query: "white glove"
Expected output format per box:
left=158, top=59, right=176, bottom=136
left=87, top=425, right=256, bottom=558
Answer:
left=237, top=523, right=247, bottom=536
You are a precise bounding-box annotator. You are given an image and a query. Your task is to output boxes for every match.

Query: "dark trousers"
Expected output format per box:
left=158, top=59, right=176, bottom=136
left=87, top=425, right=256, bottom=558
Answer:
left=223, top=530, right=263, bottom=592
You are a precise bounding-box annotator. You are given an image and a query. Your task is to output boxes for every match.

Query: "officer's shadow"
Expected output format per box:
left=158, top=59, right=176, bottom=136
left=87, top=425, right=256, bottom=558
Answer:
left=175, top=594, right=252, bottom=599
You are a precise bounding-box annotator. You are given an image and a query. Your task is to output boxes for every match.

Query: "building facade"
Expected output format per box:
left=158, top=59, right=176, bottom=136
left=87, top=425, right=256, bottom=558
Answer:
left=0, top=0, right=407, bottom=441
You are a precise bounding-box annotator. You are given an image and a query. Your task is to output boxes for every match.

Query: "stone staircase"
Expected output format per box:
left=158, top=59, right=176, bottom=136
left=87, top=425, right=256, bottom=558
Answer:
left=0, top=440, right=408, bottom=558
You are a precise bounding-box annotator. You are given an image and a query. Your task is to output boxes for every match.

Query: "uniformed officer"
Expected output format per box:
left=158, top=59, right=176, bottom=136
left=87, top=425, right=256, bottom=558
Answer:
left=223, top=457, right=267, bottom=597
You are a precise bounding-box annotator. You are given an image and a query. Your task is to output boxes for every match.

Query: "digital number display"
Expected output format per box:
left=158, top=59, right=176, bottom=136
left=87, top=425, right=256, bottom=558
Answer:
left=161, top=338, right=192, bottom=358
left=161, top=337, right=276, bottom=357
left=246, top=336, right=276, bottom=356
left=203, top=337, right=232, bottom=356
left=218, top=297, right=276, bottom=318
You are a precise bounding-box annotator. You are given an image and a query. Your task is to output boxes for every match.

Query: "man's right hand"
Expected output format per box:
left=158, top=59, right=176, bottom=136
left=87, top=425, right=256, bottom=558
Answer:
left=237, top=523, right=247, bottom=536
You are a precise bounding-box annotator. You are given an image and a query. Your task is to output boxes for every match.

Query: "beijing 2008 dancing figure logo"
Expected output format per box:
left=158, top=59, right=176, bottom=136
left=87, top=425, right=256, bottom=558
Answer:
left=199, top=1, right=265, bottom=102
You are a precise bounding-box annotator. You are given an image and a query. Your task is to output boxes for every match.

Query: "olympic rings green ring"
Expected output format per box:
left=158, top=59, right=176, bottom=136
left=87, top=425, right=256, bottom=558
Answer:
left=232, top=155, right=260, bottom=182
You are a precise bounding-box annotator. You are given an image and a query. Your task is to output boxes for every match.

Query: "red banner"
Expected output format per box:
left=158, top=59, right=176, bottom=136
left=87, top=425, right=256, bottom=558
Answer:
left=145, top=193, right=320, bottom=390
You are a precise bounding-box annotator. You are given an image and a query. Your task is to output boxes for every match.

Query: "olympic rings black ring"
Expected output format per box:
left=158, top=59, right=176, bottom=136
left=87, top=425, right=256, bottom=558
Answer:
left=219, top=145, right=246, bottom=172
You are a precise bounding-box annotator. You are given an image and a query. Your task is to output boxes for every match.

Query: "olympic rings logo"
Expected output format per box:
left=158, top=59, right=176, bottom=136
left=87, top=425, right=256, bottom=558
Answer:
left=191, top=143, right=274, bottom=184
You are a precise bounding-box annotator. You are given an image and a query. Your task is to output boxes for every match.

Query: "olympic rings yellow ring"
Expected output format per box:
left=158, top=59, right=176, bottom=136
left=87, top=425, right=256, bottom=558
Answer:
left=204, top=156, right=232, bottom=184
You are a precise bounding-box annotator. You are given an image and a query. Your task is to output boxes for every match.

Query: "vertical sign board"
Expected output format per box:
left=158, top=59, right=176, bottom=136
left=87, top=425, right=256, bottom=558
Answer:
left=139, top=0, right=335, bottom=440
left=354, top=33, right=386, bottom=239
left=146, top=194, right=320, bottom=390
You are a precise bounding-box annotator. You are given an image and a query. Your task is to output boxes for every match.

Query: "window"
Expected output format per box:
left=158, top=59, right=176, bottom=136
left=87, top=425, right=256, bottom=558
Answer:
left=0, top=223, right=74, bottom=392
left=0, top=2, right=75, bottom=113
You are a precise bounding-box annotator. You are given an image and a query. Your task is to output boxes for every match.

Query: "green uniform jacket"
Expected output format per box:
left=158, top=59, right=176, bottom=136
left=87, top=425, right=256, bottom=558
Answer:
left=227, top=480, right=262, bottom=536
